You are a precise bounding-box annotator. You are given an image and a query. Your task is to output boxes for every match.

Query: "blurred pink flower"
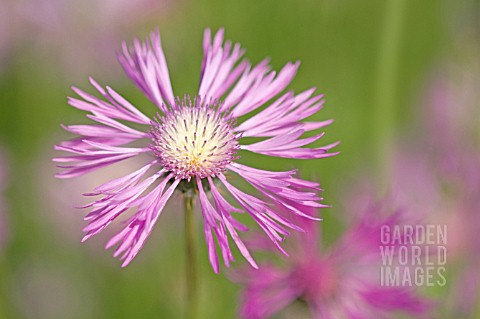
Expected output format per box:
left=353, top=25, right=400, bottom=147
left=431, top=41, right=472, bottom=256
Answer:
left=236, top=203, right=432, bottom=319
left=420, top=62, right=480, bottom=316
left=372, top=60, right=480, bottom=317
left=426, top=67, right=480, bottom=191
left=4, top=0, right=174, bottom=76
left=0, top=1, right=13, bottom=69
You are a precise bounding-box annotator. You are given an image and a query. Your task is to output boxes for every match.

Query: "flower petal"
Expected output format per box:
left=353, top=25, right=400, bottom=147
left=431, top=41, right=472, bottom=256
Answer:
left=199, top=28, right=247, bottom=101
left=118, top=29, right=175, bottom=111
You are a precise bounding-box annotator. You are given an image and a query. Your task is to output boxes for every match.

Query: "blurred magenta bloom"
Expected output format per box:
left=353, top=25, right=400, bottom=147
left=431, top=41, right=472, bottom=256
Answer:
left=54, top=28, right=337, bottom=272
left=363, top=59, right=480, bottom=317
left=420, top=63, right=480, bottom=316
left=237, top=204, right=432, bottom=319
left=5, top=0, right=172, bottom=76
left=0, top=1, right=12, bottom=70
left=425, top=66, right=480, bottom=191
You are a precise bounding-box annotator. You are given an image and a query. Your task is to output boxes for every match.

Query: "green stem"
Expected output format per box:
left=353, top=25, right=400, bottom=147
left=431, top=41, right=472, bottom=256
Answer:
left=373, top=0, right=406, bottom=195
left=184, top=192, right=198, bottom=319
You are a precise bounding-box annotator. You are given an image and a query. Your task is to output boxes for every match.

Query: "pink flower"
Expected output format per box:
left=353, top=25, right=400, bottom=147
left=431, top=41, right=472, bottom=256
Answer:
left=54, top=28, right=338, bottom=272
left=416, top=63, right=480, bottom=316
left=348, top=61, right=480, bottom=317
left=424, top=65, right=480, bottom=192
left=237, top=203, right=432, bottom=319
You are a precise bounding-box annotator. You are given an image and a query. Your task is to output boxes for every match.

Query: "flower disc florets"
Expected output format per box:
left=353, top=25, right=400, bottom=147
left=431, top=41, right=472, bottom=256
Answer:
left=149, top=96, right=240, bottom=181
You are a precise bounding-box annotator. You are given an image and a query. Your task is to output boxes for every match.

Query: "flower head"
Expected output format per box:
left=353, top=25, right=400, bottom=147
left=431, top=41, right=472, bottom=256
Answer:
left=237, top=203, right=432, bottom=319
left=54, top=28, right=337, bottom=272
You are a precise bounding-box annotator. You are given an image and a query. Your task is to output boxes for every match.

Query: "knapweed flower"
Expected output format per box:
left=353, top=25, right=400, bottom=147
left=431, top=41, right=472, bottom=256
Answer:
left=54, top=28, right=337, bottom=272
left=237, top=203, right=432, bottom=319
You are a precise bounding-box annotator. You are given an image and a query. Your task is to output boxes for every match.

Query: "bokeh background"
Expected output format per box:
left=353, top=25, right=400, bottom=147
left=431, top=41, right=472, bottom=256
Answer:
left=0, top=0, right=479, bottom=318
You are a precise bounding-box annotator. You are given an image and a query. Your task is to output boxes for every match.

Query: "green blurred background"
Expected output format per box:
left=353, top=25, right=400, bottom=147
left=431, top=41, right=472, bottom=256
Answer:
left=0, top=0, right=478, bottom=318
